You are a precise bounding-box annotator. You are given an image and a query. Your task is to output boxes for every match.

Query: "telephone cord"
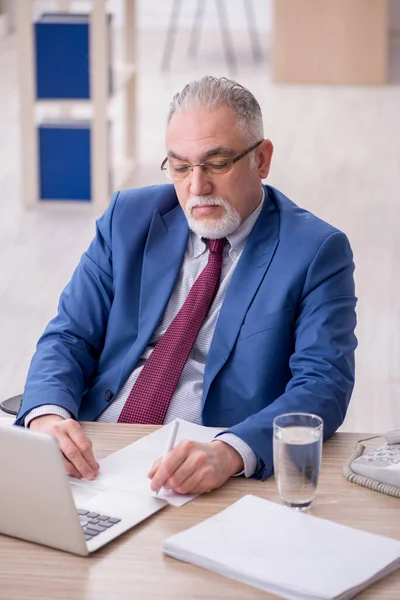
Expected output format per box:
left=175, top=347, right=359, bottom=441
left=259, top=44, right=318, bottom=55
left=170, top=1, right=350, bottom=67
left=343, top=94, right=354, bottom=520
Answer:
left=343, top=442, right=400, bottom=499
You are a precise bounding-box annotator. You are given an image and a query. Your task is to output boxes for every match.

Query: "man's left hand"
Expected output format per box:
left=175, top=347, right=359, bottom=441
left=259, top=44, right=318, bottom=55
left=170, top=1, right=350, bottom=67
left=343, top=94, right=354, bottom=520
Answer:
left=148, top=440, right=244, bottom=495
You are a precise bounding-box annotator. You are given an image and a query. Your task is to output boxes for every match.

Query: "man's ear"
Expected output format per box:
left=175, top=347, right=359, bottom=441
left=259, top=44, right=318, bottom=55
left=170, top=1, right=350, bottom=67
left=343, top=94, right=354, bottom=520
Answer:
left=257, top=139, right=274, bottom=179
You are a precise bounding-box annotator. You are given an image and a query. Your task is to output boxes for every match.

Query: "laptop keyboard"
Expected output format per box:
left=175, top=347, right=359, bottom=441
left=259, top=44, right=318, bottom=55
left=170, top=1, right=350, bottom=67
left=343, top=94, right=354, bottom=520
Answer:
left=77, top=508, right=121, bottom=541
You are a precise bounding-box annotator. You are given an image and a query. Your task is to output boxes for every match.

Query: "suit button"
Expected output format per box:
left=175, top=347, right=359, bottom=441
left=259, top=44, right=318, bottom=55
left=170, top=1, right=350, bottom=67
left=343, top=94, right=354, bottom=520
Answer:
left=105, top=390, right=113, bottom=402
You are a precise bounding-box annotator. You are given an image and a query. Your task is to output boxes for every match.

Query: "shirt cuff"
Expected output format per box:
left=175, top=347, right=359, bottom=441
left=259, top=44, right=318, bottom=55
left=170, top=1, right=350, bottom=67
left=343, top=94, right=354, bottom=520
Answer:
left=214, top=432, right=258, bottom=478
left=24, top=405, right=72, bottom=428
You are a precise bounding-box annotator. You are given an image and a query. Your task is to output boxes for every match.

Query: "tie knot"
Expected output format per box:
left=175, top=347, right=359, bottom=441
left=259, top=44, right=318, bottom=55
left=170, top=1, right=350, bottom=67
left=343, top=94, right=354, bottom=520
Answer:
left=207, top=238, right=226, bottom=255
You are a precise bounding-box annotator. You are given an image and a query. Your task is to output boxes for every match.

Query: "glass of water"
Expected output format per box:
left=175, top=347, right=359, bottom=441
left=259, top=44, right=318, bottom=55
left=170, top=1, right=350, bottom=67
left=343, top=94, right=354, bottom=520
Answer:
left=273, top=413, right=323, bottom=510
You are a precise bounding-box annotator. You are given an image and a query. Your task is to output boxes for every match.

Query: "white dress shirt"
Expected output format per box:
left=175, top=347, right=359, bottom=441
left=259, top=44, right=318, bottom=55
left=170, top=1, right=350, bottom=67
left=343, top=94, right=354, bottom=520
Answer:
left=26, top=190, right=265, bottom=477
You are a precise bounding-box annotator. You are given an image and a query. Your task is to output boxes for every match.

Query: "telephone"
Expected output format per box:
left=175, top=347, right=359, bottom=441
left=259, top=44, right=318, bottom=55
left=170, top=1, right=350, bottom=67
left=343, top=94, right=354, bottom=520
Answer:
left=343, top=429, right=400, bottom=498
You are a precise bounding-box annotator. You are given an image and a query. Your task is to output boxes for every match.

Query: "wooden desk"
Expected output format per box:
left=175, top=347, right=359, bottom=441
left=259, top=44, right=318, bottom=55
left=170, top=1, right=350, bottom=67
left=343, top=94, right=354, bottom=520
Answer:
left=1, top=425, right=399, bottom=599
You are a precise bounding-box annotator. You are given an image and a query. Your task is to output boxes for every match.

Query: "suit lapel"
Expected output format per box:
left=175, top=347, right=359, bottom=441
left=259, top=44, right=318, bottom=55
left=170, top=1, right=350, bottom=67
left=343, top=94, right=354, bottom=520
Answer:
left=202, top=188, right=280, bottom=402
left=119, top=205, right=189, bottom=386
left=138, top=206, right=189, bottom=339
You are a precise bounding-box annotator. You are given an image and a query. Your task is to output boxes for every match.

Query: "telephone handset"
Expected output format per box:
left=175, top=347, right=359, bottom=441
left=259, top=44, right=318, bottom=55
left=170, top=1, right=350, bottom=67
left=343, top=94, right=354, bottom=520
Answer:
left=343, top=429, right=400, bottom=498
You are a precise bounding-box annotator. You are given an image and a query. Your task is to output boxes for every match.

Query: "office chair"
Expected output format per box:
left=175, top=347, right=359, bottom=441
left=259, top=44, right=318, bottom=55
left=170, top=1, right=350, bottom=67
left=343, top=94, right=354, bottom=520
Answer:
left=0, top=394, right=23, bottom=416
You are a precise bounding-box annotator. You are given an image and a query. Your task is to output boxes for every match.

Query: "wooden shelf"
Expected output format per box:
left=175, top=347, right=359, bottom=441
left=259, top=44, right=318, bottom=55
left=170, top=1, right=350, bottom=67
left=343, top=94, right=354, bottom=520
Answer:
left=113, top=62, right=136, bottom=96
left=34, top=62, right=137, bottom=111
left=16, top=0, right=137, bottom=209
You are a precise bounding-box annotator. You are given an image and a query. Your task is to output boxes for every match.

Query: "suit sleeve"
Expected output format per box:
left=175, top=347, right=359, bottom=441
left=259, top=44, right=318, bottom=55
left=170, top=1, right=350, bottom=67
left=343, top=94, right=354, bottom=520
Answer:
left=14, top=192, right=120, bottom=426
left=219, top=230, right=358, bottom=480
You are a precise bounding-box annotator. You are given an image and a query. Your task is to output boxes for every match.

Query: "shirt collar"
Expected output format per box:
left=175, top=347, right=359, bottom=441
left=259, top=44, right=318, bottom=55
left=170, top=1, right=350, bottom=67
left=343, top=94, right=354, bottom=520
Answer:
left=190, top=187, right=265, bottom=258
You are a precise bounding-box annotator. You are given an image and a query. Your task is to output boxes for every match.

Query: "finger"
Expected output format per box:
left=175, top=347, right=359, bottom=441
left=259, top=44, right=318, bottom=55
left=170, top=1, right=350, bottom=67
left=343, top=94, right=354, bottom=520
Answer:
left=62, top=456, right=82, bottom=479
left=162, top=456, right=198, bottom=491
left=152, top=440, right=207, bottom=492
left=57, top=431, right=97, bottom=480
left=167, top=442, right=222, bottom=493
left=148, top=458, right=162, bottom=479
left=66, top=423, right=99, bottom=473
left=168, top=467, right=205, bottom=495
left=163, top=445, right=212, bottom=492
left=150, top=443, right=192, bottom=491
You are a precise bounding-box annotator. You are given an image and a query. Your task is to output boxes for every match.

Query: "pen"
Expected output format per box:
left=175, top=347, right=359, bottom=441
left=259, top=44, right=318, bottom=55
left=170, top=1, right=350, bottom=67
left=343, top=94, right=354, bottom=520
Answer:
left=156, top=420, right=180, bottom=496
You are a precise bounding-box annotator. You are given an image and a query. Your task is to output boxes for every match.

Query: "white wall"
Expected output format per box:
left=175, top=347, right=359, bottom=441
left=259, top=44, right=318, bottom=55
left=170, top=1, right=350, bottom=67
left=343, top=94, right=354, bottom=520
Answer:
left=85, top=0, right=400, bottom=34
left=12, top=0, right=271, bottom=31
left=137, top=0, right=272, bottom=31
left=7, top=0, right=399, bottom=34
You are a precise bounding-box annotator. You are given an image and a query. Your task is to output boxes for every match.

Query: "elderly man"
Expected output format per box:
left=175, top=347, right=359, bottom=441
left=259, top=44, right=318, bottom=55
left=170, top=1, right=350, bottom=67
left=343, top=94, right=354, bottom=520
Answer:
left=16, top=76, right=357, bottom=494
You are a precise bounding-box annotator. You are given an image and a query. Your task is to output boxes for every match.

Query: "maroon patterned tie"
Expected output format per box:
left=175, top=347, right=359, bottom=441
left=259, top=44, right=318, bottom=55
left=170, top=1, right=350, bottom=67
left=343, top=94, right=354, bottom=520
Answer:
left=118, top=238, right=226, bottom=424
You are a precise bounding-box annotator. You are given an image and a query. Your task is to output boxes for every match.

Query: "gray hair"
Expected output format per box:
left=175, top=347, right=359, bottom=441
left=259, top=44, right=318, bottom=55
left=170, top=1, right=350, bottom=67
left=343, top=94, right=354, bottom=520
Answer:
left=167, top=76, right=264, bottom=144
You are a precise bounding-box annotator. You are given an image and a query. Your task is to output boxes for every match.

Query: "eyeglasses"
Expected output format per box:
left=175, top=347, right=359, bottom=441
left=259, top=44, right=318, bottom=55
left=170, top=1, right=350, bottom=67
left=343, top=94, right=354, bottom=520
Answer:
left=160, top=140, right=263, bottom=181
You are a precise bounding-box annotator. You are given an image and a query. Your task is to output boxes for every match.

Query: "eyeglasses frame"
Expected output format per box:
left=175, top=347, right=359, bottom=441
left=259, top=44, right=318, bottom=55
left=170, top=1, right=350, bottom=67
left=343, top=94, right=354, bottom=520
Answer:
left=160, top=139, right=264, bottom=179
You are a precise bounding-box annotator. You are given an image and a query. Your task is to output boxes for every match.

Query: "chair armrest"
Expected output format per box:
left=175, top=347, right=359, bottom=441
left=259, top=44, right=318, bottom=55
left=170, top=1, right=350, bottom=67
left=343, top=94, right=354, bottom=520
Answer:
left=0, top=394, right=23, bottom=416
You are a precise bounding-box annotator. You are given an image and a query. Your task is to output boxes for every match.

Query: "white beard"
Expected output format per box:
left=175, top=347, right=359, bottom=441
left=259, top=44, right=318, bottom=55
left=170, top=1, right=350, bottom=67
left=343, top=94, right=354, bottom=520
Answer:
left=184, top=196, right=242, bottom=239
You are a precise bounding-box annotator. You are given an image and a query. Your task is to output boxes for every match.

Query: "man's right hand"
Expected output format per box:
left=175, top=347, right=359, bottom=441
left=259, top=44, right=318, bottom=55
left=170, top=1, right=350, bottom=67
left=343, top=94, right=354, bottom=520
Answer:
left=28, top=415, right=99, bottom=480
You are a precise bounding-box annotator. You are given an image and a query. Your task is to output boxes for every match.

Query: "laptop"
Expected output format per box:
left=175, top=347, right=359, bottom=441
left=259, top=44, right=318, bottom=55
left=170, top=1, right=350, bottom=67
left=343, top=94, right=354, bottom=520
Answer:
left=0, top=426, right=167, bottom=556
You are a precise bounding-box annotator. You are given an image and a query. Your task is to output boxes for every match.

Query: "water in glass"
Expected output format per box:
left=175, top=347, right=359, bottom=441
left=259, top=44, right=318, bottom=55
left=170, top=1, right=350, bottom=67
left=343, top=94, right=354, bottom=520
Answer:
left=273, top=425, right=322, bottom=510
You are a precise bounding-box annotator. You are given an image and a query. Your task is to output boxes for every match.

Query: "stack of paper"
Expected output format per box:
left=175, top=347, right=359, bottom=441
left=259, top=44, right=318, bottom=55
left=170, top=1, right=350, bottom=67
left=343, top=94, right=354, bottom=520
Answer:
left=163, top=495, right=400, bottom=600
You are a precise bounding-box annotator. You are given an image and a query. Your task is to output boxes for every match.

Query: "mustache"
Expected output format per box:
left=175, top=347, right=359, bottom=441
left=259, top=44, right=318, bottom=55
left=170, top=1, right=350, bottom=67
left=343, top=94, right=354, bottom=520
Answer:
left=186, top=196, right=226, bottom=212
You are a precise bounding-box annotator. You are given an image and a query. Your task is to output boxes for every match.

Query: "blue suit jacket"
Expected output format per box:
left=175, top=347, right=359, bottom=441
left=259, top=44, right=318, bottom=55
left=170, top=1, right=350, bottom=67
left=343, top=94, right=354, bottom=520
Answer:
left=16, top=184, right=357, bottom=479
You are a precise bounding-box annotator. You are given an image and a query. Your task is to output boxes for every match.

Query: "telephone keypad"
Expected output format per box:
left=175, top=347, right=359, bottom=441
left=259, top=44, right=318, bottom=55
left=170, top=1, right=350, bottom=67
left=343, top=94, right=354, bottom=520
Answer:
left=359, top=444, right=400, bottom=467
left=351, top=441, right=400, bottom=489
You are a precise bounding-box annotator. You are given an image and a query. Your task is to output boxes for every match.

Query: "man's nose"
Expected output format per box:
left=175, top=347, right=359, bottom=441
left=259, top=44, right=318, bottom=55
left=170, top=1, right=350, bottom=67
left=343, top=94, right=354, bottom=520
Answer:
left=189, top=165, right=213, bottom=196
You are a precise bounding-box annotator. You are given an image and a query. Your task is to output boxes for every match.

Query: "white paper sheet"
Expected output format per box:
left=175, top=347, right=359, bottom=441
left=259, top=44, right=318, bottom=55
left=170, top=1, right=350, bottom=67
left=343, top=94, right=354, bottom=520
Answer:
left=69, top=419, right=222, bottom=507
left=163, top=495, right=400, bottom=600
